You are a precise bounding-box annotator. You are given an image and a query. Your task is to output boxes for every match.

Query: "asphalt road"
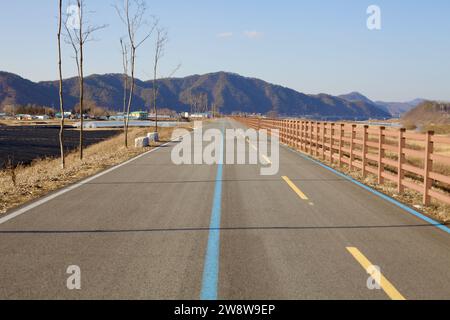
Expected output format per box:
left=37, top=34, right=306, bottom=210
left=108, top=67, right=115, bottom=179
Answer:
left=0, top=118, right=450, bottom=299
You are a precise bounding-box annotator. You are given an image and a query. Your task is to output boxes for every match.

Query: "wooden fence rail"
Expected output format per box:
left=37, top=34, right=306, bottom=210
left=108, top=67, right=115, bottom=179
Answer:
left=231, top=116, right=450, bottom=207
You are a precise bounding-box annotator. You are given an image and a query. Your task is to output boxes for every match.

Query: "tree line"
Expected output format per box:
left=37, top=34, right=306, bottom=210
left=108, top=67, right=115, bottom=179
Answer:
left=57, top=0, right=173, bottom=167
left=3, top=104, right=56, bottom=116
left=3, top=102, right=113, bottom=118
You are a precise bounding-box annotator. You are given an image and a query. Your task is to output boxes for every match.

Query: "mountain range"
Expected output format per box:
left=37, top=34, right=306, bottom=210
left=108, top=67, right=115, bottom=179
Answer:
left=338, top=92, right=424, bottom=118
left=0, top=71, right=422, bottom=120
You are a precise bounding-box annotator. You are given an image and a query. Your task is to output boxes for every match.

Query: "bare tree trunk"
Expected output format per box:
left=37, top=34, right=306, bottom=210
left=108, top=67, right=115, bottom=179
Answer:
left=57, top=0, right=65, bottom=169
left=78, top=0, right=84, bottom=160
left=123, top=73, right=128, bottom=133
left=153, top=61, right=158, bottom=133
left=117, top=0, right=156, bottom=147
left=120, top=39, right=128, bottom=134
left=125, top=47, right=135, bottom=148
left=65, top=0, right=105, bottom=157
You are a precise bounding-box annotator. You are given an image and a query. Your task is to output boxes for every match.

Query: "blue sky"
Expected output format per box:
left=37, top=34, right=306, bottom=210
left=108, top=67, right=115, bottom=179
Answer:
left=0, top=0, right=449, bottom=102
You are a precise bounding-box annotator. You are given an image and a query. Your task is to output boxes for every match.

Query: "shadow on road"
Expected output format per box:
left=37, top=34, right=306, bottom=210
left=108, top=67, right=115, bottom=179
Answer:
left=0, top=223, right=448, bottom=235
left=82, top=178, right=349, bottom=185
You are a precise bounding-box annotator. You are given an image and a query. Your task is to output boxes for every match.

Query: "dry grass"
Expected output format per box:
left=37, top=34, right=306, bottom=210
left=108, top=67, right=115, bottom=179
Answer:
left=338, top=167, right=450, bottom=223
left=421, top=124, right=450, bottom=135
left=0, top=119, right=78, bottom=126
left=294, top=148, right=450, bottom=223
left=0, top=125, right=191, bottom=215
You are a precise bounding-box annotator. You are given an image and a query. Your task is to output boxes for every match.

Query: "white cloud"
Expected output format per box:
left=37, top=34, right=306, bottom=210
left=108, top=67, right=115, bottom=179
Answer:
left=217, top=32, right=233, bottom=38
left=243, top=31, right=264, bottom=39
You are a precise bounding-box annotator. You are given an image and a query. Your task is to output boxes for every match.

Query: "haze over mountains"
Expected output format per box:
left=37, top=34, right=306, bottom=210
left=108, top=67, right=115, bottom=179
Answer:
left=338, top=92, right=424, bottom=118
left=0, top=70, right=423, bottom=120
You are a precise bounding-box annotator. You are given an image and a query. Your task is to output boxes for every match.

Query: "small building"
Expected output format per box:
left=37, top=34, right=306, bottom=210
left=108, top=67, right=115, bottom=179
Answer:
left=55, top=112, right=73, bottom=119
left=35, top=115, right=50, bottom=120
left=16, top=114, right=33, bottom=120
left=130, top=111, right=149, bottom=120
left=190, top=112, right=211, bottom=119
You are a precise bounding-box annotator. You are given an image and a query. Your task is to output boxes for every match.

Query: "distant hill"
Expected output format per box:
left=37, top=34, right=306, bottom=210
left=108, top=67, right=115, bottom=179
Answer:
left=338, top=92, right=375, bottom=105
left=402, top=101, right=450, bottom=126
left=339, top=91, right=423, bottom=117
left=0, top=71, right=391, bottom=120
left=375, top=99, right=424, bottom=118
left=0, top=72, right=58, bottom=108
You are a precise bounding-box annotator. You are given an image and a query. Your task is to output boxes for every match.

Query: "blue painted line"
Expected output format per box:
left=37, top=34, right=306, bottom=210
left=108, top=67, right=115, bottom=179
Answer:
left=284, top=145, right=450, bottom=235
left=200, top=125, right=224, bottom=300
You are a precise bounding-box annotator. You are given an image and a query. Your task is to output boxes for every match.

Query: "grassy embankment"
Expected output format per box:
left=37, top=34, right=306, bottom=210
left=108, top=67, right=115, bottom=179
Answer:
left=0, top=125, right=191, bottom=215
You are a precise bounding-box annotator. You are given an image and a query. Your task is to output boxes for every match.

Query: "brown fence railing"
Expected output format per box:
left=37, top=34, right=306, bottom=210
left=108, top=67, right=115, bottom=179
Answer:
left=231, top=116, right=450, bottom=207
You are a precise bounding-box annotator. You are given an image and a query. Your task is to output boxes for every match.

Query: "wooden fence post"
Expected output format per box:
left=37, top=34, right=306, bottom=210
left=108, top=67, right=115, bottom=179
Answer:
left=278, top=120, right=281, bottom=142
left=315, top=122, right=319, bottom=157
left=423, top=131, right=434, bottom=206
left=285, top=120, right=288, bottom=144
left=302, top=121, right=306, bottom=151
left=286, top=120, right=290, bottom=145
left=362, top=125, right=369, bottom=178
left=299, top=121, right=303, bottom=151
left=378, top=126, right=386, bottom=184
left=321, top=122, right=326, bottom=160
left=338, top=124, right=344, bottom=167
left=288, top=120, right=292, bottom=146
left=304, top=121, right=308, bottom=152
left=292, top=120, right=296, bottom=148
left=350, top=124, right=357, bottom=171
left=286, top=120, right=289, bottom=145
left=330, top=123, right=335, bottom=164
left=279, top=120, right=283, bottom=143
left=291, top=120, right=295, bottom=146
left=397, top=128, right=406, bottom=194
left=289, top=120, right=292, bottom=145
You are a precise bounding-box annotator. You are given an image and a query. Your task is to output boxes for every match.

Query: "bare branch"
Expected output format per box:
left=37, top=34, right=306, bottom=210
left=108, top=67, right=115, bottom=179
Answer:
left=116, top=0, right=158, bottom=147
left=166, top=63, right=182, bottom=79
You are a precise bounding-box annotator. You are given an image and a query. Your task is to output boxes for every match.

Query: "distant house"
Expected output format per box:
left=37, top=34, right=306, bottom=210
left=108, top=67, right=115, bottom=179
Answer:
left=16, top=114, right=33, bottom=120
left=190, top=112, right=211, bottom=119
left=35, top=115, right=50, bottom=120
left=55, top=112, right=73, bottom=119
left=148, top=113, right=174, bottom=119
left=130, top=111, right=149, bottom=120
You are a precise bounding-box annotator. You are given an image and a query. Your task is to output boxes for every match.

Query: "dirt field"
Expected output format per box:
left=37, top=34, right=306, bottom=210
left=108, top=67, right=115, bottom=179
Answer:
left=0, top=125, right=191, bottom=215
left=0, top=125, right=121, bottom=168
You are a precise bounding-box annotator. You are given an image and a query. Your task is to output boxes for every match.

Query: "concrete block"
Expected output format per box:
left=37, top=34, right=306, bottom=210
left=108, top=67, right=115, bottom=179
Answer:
left=135, top=136, right=150, bottom=148
left=147, top=132, right=159, bottom=143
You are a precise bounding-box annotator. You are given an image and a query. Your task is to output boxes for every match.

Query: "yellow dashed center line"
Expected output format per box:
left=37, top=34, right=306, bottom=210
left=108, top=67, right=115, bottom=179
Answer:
left=242, top=136, right=272, bottom=165
left=346, top=247, right=406, bottom=300
left=261, top=154, right=272, bottom=164
left=282, top=176, right=309, bottom=200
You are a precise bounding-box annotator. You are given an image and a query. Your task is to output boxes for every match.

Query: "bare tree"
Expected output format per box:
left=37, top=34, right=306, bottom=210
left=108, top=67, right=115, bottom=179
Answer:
left=65, top=0, right=106, bottom=159
left=120, top=38, right=129, bottom=133
left=116, top=0, right=157, bottom=148
left=188, top=92, right=209, bottom=114
left=57, top=0, right=65, bottom=169
left=152, top=27, right=168, bottom=133
left=201, top=93, right=209, bottom=113
left=188, top=92, right=199, bottom=114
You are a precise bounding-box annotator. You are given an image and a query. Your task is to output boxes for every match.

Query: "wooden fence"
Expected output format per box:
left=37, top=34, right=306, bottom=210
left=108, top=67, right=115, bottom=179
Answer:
left=232, top=117, right=450, bottom=207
